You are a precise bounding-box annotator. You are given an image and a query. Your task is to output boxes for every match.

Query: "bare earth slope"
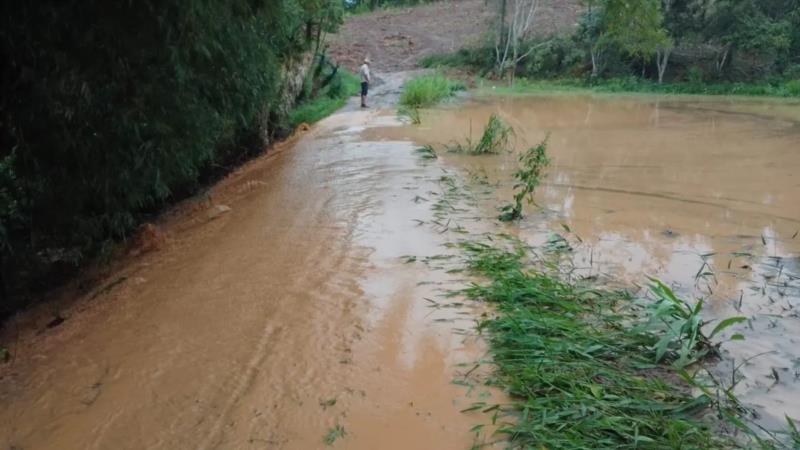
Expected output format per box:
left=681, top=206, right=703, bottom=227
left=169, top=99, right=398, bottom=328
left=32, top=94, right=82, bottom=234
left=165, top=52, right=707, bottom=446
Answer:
left=329, top=0, right=582, bottom=72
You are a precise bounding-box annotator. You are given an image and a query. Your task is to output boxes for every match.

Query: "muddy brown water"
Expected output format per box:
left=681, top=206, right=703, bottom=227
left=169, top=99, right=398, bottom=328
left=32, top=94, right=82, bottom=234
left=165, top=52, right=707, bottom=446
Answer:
left=1, top=91, right=799, bottom=449
left=368, top=93, right=800, bottom=430
left=0, top=106, right=502, bottom=449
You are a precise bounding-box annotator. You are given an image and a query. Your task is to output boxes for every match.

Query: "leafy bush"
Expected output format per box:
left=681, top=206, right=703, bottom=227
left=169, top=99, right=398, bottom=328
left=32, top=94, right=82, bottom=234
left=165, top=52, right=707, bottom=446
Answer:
left=289, top=68, right=360, bottom=127
left=786, top=79, right=800, bottom=96
left=518, top=36, right=586, bottom=78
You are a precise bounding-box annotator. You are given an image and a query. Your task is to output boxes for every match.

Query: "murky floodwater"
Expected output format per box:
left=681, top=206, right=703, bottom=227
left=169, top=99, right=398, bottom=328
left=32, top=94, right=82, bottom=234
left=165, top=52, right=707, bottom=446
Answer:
left=2, top=89, right=798, bottom=449
left=0, top=93, right=502, bottom=449
left=368, top=93, right=800, bottom=429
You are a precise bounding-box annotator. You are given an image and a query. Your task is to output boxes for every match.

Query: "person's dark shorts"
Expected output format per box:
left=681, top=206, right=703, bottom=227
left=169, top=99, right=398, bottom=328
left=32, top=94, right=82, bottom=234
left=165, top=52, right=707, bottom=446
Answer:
left=361, top=82, right=369, bottom=96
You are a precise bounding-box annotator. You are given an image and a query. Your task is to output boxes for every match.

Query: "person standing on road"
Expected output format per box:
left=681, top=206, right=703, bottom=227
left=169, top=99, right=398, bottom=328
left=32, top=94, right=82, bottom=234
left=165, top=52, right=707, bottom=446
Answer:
left=359, top=58, right=371, bottom=108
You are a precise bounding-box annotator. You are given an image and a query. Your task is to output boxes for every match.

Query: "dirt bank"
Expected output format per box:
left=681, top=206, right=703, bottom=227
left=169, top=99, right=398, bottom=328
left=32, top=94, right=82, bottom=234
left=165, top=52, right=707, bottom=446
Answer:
left=328, top=0, right=582, bottom=72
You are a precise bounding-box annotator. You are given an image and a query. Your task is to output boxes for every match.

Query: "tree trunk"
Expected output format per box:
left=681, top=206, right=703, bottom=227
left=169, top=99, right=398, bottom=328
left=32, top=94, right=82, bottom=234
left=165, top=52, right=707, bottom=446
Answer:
left=590, top=48, right=599, bottom=78
left=656, top=47, right=671, bottom=84
left=716, top=46, right=729, bottom=76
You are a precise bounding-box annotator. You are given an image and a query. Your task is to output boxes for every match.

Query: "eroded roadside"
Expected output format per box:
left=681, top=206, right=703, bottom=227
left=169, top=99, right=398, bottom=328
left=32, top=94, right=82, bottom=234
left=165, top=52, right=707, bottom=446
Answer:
left=0, top=73, right=503, bottom=450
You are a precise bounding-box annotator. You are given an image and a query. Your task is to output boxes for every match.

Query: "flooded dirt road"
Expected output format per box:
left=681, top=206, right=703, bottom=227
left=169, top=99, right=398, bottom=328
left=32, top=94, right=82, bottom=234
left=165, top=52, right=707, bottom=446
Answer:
left=0, top=76, right=501, bottom=449
left=2, top=86, right=799, bottom=448
left=369, top=93, right=800, bottom=429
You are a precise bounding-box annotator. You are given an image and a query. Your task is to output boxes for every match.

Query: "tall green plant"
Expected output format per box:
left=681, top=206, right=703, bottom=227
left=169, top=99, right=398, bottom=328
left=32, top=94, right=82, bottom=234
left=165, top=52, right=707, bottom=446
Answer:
left=446, top=114, right=514, bottom=155
left=641, top=278, right=746, bottom=369
left=498, top=137, right=549, bottom=221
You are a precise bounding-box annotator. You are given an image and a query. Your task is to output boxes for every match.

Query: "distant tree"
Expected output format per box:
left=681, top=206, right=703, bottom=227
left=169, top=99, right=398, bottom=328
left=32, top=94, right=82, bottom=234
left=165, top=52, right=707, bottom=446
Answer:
left=581, top=0, right=670, bottom=80
left=494, top=0, right=542, bottom=82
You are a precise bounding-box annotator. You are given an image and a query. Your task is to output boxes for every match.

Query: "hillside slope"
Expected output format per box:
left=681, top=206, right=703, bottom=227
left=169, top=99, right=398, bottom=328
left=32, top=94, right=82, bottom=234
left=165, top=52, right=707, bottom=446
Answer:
left=328, top=0, right=582, bottom=72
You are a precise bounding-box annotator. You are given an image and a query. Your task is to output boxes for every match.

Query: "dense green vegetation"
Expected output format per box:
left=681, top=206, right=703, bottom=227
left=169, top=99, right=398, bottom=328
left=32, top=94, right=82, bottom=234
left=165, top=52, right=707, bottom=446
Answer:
left=289, top=68, right=360, bottom=127
left=471, top=77, right=800, bottom=98
left=423, top=0, right=800, bottom=94
left=399, top=73, right=465, bottom=109
left=459, top=239, right=752, bottom=448
left=0, top=0, right=349, bottom=314
left=398, top=73, right=464, bottom=124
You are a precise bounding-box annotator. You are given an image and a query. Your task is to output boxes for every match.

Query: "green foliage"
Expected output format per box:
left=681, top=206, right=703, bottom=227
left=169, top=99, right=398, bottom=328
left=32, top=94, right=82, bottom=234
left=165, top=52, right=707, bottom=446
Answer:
left=446, top=114, right=514, bottom=155
left=289, top=68, right=360, bottom=127
left=399, top=73, right=465, bottom=108
left=641, top=279, right=745, bottom=369
left=323, top=424, right=346, bottom=445
left=458, top=239, right=740, bottom=448
left=432, top=0, right=800, bottom=85
left=786, top=79, right=800, bottom=96
left=478, top=76, right=800, bottom=98
left=398, top=105, right=422, bottom=124
left=0, top=0, right=342, bottom=313
left=601, top=0, right=671, bottom=58
left=498, top=138, right=549, bottom=222
left=687, top=66, right=706, bottom=85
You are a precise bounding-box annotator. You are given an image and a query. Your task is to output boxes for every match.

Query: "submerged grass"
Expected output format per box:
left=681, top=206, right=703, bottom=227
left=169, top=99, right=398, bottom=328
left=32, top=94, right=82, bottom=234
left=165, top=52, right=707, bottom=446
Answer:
left=415, top=144, right=438, bottom=160
left=458, top=240, right=746, bottom=449
left=446, top=114, right=514, bottom=155
left=323, top=424, right=346, bottom=446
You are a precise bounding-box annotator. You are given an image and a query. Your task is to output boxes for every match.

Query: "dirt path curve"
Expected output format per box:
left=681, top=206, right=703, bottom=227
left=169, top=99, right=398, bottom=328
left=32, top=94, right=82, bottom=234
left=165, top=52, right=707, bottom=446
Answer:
left=0, top=72, right=499, bottom=450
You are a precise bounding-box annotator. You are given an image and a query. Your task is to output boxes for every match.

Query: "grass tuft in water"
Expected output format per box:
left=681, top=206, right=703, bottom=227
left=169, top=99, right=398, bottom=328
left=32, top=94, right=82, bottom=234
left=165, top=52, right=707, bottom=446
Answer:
left=415, top=145, right=438, bottom=160
left=398, top=105, right=422, bottom=124
left=459, top=239, right=742, bottom=449
left=323, top=424, right=346, bottom=446
left=447, top=114, right=514, bottom=155
left=498, top=137, right=549, bottom=221
left=399, top=73, right=465, bottom=109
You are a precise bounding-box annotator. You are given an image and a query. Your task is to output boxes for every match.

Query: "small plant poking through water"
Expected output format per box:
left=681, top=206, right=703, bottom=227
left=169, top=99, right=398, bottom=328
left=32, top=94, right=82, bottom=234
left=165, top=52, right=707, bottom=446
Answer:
left=641, top=278, right=747, bottom=369
left=415, top=145, right=437, bottom=160
left=498, top=137, right=549, bottom=221
left=398, top=105, right=421, bottom=124
left=323, top=424, right=346, bottom=445
left=447, top=114, right=514, bottom=155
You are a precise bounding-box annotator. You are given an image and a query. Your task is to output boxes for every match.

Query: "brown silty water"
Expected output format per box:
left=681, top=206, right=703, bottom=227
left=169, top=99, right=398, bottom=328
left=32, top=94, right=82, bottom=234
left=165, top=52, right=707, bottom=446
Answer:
left=367, top=93, right=800, bottom=429
left=0, top=92, right=505, bottom=448
left=2, top=86, right=799, bottom=449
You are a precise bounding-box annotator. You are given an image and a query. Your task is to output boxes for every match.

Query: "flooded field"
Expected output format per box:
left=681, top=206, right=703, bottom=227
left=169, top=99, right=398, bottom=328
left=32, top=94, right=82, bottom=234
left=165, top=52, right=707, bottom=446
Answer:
left=369, top=93, right=800, bottom=429
left=1, top=90, right=798, bottom=449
